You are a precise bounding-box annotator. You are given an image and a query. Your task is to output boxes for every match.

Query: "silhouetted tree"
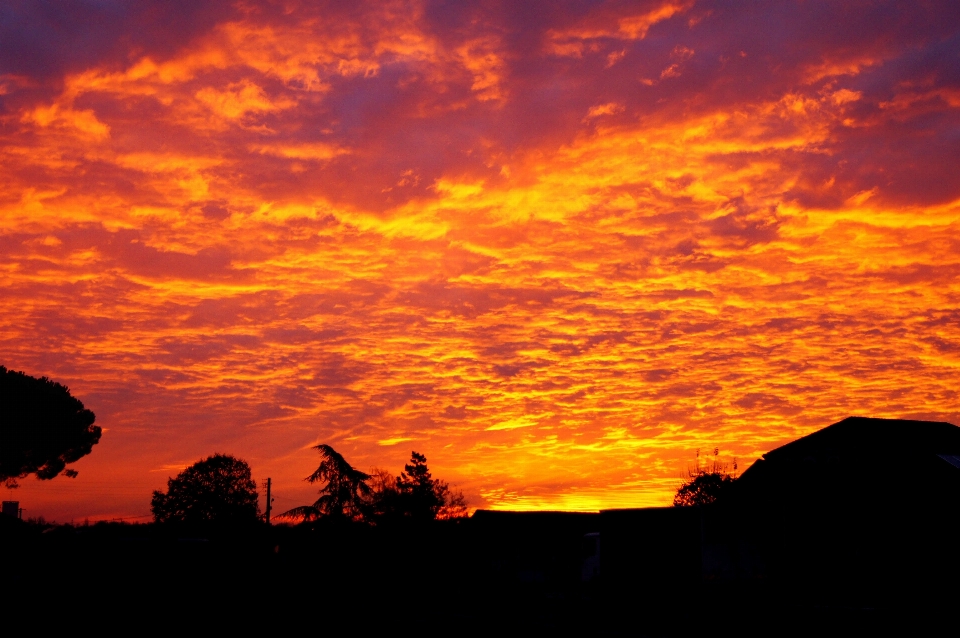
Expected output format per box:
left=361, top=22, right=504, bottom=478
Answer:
left=0, top=365, right=101, bottom=487
left=276, top=444, right=371, bottom=522
left=366, top=467, right=401, bottom=520
left=374, top=451, right=468, bottom=521
left=151, top=454, right=260, bottom=524
left=674, top=448, right=737, bottom=507
left=435, top=482, right=469, bottom=520
left=399, top=452, right=441, bottom=519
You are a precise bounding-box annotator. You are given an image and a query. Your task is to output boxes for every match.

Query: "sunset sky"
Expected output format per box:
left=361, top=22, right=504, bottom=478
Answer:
left=2, top=0, right=959, bottom=521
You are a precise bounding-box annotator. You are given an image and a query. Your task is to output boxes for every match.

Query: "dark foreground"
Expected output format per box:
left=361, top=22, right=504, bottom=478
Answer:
left=1, top=512, right=953, bottom=636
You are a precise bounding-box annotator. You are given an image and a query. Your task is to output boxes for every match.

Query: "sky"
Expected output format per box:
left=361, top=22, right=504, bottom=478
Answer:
left=2, top=0, right=959, bottom=521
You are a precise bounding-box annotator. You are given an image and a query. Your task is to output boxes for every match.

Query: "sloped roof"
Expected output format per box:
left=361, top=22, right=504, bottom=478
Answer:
left=762, top=416, right=960, bottom=462
left=738, top=416, right=960, bottom=491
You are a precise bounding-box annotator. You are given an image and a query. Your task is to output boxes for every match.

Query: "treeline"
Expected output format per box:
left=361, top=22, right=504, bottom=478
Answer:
left=150, top=445, right=466, bottom=526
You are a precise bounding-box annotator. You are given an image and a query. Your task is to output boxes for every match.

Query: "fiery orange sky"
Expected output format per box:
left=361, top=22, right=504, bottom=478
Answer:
left=2, top=0, right=959, bottom=521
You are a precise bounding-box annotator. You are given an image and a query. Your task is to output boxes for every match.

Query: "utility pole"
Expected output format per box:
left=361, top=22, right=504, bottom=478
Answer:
left=265, top=478, right=272, bottom=525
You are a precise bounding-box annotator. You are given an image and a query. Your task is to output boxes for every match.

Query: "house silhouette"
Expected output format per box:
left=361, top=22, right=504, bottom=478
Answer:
left=738, top=415, right=960, bottom=499
left=601, top=416, right=960, bottom=611
left=734, top=416, right=960, bottom=602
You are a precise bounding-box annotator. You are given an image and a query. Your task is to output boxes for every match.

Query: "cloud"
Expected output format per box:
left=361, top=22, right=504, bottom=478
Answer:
left=2, top=0, right=959, bottom=520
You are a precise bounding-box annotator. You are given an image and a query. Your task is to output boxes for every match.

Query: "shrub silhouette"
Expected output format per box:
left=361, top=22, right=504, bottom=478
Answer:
left=0, top=365, right=101, bottom=487
left=151, top=454, right=260, bottom=524
left=674, top=448, right=737, bottom=507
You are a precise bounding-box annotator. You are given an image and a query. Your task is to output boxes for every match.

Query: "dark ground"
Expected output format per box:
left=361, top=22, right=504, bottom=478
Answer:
left=0, top=514, right=951, bottom=635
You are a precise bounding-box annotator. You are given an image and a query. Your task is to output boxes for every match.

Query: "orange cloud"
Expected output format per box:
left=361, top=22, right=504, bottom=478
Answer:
left=195, top=80, right=296, bottom=121
left=1, top=0, right=958, bottom=521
